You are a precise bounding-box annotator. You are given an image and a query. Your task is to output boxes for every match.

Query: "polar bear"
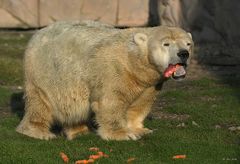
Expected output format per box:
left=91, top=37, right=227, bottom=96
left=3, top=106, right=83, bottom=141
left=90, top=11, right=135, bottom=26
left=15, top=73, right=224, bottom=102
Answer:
left=16, top=21, right=193, bottom=140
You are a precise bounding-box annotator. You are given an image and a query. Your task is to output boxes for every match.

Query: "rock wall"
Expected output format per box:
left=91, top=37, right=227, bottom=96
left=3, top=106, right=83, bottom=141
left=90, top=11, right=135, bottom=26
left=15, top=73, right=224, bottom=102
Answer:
left=189, top=0, right=240, bottom=66
left=1, top=0, right=239, bottom=44
left=0, top=0, right=149, bottom=28
left=0, top=0, right=38, bottom=28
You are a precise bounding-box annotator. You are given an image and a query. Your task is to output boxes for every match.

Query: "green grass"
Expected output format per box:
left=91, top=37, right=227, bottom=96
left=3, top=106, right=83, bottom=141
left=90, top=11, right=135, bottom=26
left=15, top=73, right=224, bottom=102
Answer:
left=0, top=32, right=32, bottom=85
left=0, top=87, right=11, bottom=107
left=0, top=32, right=239, bottom=163
left=0, top=115, right=239, bottom=163
left=0, top=56, right=23, bottom=85
left=0, top=78, right=239, bottom=164
left=161, top=78, right=240, bottom=126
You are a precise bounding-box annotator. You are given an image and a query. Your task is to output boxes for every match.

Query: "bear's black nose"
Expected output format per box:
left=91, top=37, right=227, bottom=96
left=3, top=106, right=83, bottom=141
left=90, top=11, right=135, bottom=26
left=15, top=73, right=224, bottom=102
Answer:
left=177, top=50, right=189, bottom=62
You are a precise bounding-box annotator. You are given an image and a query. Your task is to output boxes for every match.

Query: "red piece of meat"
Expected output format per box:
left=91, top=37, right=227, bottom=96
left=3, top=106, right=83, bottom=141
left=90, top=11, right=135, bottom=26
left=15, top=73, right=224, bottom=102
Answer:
left=163, top=64, right=180, bottom=78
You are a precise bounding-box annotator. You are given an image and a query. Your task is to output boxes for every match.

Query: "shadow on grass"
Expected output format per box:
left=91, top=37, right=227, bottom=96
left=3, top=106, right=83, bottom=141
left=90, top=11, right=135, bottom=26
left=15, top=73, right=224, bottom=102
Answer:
left=195, top=46, right=240, bottom=104
left=10, top=92, right=25, bottom=119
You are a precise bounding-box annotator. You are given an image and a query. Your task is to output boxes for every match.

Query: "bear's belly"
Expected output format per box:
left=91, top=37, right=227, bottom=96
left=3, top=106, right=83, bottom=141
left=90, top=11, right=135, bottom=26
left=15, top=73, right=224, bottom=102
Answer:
left=50, top=83, right=91, bottom=125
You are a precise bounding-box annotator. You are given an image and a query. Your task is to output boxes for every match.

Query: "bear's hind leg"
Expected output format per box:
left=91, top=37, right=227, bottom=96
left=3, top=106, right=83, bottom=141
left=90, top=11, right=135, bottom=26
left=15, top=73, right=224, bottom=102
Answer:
left=16, top=84, right=56, bottom=140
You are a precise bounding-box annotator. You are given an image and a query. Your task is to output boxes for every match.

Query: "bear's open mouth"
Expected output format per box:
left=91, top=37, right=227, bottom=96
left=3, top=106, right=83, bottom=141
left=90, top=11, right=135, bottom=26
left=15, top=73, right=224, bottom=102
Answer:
left=163, top=63, right=187, bottom=80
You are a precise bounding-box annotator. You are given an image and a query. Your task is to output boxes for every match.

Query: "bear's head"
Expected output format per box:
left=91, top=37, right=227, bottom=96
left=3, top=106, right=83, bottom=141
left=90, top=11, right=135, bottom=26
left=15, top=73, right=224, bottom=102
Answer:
left=134, top=26, right=194, bottom=80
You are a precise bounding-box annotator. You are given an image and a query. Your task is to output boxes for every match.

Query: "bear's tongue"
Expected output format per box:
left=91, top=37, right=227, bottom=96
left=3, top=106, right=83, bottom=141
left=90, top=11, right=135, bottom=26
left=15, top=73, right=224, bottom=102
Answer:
left=174, top=66, right=186, bottom=77
left=163, top=64, right=186, bottom=78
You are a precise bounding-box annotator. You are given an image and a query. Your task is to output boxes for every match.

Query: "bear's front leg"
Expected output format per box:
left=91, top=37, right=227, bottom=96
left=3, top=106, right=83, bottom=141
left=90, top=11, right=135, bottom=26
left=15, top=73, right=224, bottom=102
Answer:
left=91, top=94, right=140, bottom=141
left=127, top=87, right=158, bottom=137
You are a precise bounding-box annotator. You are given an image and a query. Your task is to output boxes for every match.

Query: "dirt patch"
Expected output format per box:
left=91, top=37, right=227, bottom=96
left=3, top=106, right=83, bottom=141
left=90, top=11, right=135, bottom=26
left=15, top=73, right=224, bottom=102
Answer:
left=0, top=107, right=12, bottom=118
left=148, top=111, right=190, bottom=121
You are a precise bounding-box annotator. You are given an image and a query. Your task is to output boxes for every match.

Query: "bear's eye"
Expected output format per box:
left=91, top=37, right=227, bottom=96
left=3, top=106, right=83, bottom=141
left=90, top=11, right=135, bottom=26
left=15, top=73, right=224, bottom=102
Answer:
left=187, top=43, right=191, bottom=46
left=163, top=43, right=170, bottom=47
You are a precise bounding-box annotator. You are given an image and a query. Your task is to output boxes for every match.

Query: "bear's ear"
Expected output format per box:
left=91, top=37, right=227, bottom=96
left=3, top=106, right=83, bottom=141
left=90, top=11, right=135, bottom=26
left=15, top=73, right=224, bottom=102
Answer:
left=187, top=32, right=192, bottom=39
left=134, top=33, right=148, bottom=45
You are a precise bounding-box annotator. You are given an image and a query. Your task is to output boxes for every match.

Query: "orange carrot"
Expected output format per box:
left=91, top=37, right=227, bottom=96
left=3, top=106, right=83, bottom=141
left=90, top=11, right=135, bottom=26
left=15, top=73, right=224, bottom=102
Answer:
left=89, top=155, right=101, bottom=160
left=75, top=160, right=88, bottom=164
left=75, top=148, right=109, bottom=164
left=97, top=151, right=109, bottom=158
left=60, top=152, right=69, bottom=163
left=97, top=151, right=104, bottom=156
left=173, top=155, right=186, bottom=159
left=87, top=159, right=94, bottom=163
left=75, top=158, right=95, bottom=164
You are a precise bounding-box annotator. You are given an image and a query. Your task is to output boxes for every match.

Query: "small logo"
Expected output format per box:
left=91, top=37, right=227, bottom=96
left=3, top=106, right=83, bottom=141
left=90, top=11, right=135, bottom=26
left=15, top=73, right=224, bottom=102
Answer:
left=222, top=158, right=237, bottom=161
